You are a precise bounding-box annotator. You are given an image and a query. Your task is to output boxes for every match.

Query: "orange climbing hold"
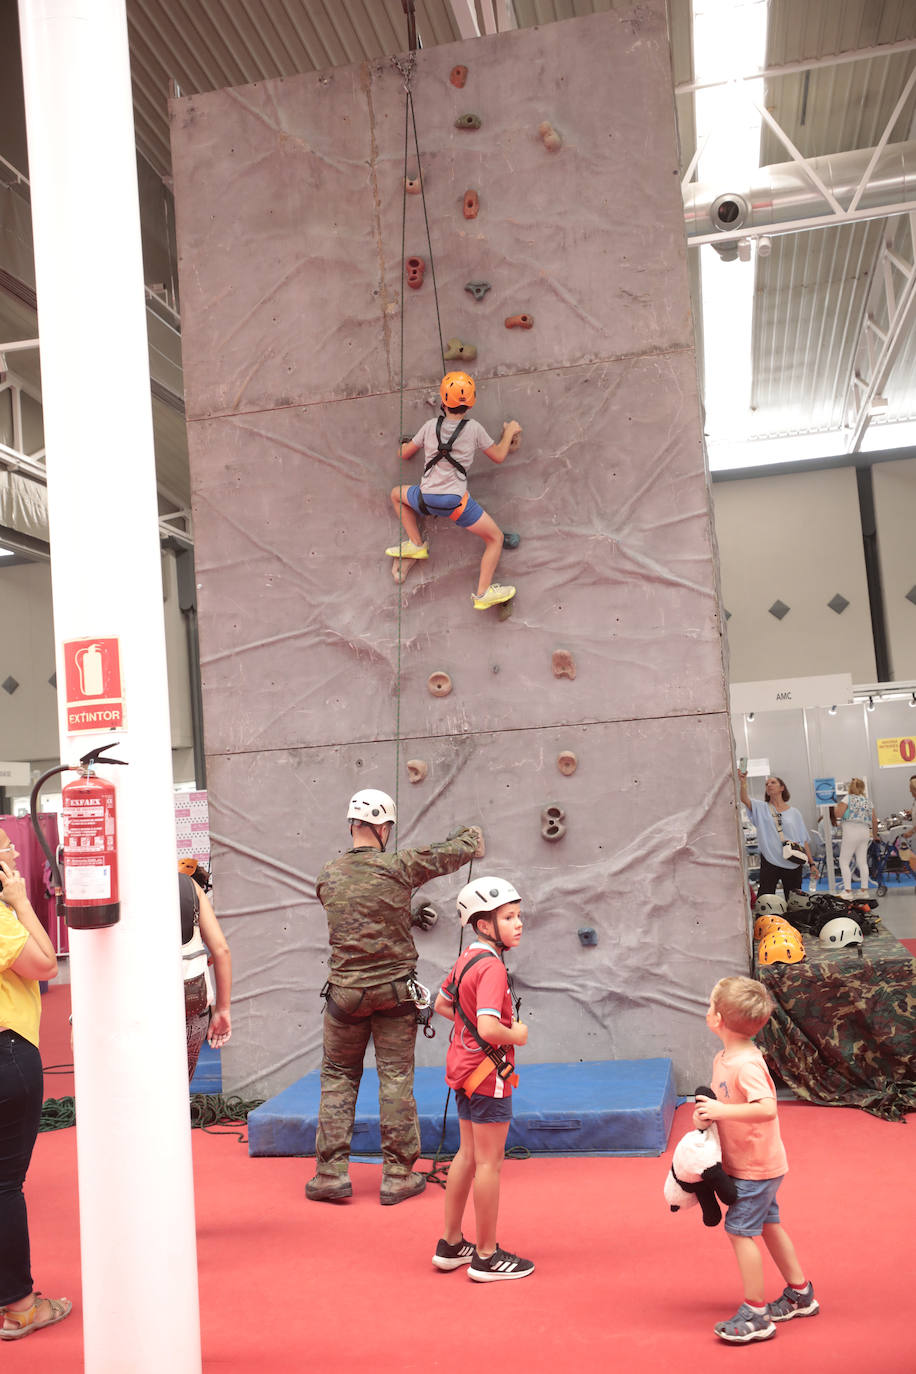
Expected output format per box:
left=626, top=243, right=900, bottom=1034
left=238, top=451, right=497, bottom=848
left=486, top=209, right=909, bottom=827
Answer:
left=463, top=189, right=479, bottom=219
left=450, top=65, right=468, bottom=88
left=538, top=121, right=563, bottom=152
left=427, top=671, right=453, bottom=698
left=406, top=256, right=425, bottom=289
left=505, top=314, right=534, bottom=330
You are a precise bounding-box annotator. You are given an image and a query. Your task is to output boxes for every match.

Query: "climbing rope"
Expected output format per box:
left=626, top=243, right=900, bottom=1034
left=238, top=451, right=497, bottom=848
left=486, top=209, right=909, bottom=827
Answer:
left=38, top=1093, right=264, bottom=1144
left=391, top=52, right=447, bottom=833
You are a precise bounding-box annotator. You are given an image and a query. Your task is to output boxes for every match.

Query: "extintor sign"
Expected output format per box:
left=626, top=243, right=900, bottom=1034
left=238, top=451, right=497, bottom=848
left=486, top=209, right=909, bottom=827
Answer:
left=62, top=637, right=125, bottom=734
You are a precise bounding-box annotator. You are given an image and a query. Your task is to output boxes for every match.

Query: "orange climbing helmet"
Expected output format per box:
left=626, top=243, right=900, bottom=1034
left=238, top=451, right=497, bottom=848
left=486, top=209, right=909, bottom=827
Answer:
left=440, top=371, right=476, bottom=409
left=757, top=929, right=806, bottom=965
left=753, top=914, right=800, bottom=942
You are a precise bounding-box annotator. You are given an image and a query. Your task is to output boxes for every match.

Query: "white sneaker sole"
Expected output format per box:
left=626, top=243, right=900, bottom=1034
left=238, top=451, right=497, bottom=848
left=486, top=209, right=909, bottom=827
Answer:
left=432, top=1255, right=473, bottom=1271
left=771, top=1300, right=819, bottom=1322
left=468, top=1264, right=535, bottom=1282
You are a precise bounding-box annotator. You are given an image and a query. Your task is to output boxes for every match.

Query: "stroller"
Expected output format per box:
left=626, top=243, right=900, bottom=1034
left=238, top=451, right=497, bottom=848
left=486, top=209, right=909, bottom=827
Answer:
left=869, top=823, right=916, bottom=897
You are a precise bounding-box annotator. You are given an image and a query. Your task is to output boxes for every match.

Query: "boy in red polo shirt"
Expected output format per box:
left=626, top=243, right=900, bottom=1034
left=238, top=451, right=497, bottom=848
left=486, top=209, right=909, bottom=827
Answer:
left=431, top=877, right=532, bottom=1281
left=694, top=976, right=818, bottom=1344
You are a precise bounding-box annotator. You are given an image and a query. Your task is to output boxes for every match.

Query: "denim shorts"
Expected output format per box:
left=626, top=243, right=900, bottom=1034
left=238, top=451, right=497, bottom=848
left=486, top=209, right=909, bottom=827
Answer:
left=724, top=1175, right=784, bottom=1236
left=454, top=1088, right=512, bottom=1123
left=406, top=485, right=484, bottom=529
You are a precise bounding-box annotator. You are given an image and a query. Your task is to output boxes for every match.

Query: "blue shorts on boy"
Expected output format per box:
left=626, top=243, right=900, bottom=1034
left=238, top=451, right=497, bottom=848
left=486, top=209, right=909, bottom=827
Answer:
left=440, top=942, right=515, bottom=1099
left=405, top=485, right=484, bottom=528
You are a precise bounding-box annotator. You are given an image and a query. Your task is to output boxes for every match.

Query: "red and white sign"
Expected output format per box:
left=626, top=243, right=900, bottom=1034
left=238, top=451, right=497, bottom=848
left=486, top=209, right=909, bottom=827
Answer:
left=62, top=637, right=125, bottom=734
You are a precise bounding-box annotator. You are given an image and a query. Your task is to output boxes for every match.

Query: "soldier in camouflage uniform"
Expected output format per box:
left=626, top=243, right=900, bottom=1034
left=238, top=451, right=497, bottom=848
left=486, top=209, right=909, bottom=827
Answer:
left=306, top=788, right=481, bottom=1205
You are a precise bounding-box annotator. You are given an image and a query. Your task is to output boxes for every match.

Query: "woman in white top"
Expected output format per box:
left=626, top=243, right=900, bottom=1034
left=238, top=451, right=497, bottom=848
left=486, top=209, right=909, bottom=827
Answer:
left=834, top=778, right=879, bottom=899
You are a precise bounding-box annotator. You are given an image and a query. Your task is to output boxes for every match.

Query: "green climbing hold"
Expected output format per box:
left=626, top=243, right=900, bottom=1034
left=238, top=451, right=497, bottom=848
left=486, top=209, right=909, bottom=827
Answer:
left=503, top=531, right=521, bottom=550
left=455, top=113, right=482, bottom=131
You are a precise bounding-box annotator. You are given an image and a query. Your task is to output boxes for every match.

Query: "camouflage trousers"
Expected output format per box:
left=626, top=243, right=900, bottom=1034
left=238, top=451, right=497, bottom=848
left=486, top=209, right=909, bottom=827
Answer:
left=314, top=982, right=420, bottom=1180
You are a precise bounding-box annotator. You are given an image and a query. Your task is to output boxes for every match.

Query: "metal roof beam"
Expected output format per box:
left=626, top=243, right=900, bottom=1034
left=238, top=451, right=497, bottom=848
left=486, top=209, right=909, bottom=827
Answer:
left=676, top=36, right=916, bottom=96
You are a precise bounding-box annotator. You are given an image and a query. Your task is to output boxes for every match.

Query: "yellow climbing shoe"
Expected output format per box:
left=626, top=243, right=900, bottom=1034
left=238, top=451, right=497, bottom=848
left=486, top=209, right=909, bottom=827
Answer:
left=385, top=540, right=429, bottom=559
left=472, top=583, right=516, bottom=610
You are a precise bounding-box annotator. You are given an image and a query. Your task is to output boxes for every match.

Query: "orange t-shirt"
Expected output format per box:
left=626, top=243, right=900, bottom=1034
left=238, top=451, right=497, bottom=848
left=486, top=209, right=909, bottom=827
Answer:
left=712, top=1044, right=788, bottom=1180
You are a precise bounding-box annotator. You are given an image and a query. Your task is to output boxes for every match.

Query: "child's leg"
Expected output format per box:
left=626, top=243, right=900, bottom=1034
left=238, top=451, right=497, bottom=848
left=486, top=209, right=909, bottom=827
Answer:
left=389, top=485, right=424, bottom=547
left=470, top=1118, right=511, bottom=1256
left=442, top=1118, right=476, bottom=1244
left=465, top=511, right=504, bottom=597
left=761, top=1223, right=806, bottom=1288
left=728, top=1234, right=766, bottom=1306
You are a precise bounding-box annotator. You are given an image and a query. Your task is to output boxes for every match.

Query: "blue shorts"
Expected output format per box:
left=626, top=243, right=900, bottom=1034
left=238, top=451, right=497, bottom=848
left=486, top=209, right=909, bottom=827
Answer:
left=406, top=485, right=483, bottom=529
left=454, top=1088, right=513, bottom=1123
left=724, top=1175, right=784, bottom=1236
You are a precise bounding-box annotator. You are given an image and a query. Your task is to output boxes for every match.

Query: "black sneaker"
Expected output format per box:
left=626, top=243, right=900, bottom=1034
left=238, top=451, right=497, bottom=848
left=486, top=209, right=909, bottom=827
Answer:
left=468, top=1245, right=534, bottom=1282
left=432, top=1236, right=475, bottom=1271
left=714, top=1303, right=776, bottom=1344
left=769, top=1283, right=819, bottom=1322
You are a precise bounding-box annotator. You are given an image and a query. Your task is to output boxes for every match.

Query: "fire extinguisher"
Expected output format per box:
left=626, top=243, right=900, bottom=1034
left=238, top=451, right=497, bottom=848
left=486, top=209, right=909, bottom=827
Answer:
left=30, top=743, right=128, bottom=930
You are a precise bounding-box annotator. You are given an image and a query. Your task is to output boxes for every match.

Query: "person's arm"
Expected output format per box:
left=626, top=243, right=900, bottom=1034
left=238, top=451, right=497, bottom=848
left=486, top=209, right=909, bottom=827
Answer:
left=482, top=421, right=521, bottom=465
left=197, top=886, right=231, bottom=1048
left=396, top=825, right=483, bottom=888
left=478, top=1013, right=528, bottom=1046
left=871, top=808, right=880, bottom=842
left=738, top=770, right=751, bottom=812
left=400, top=439, right=422, bottom=461
left=4, top=863, right=57, bottom=981
left=834, top=801, right=848, bottom=822
left=434, top=992, right=455, bottom=1022
left=694, top=1093, right=777, bottom=1125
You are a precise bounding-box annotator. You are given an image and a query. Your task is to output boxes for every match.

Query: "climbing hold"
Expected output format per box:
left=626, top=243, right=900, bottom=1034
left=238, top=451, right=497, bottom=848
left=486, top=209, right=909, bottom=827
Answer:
left=503, top=531, right=521, bottom=550
left=552, top=649, right=576, bottom=680
left=541, top=804, right=566, bottom=842
left=427, top=671, right=452, bottom=698
left=497, top=601, right=514, bottom=622
left=557, top=751, right=578, bottom=776
left=405, top=175, right=421, bottom=195
left=463, top=189, right=479, bottom=219
left=538, top=121, right=563, bottom=152
left=406, top=256, right=425, bottom=290
left=450, top=65, right=468, bottom=89
left=444, top=338, right=477, bottom=362
left=464, top=280, right=491, bottom=302
left=406, top=759, right=428, bottom=784
left=411, top=900, right=439, bottom=931
left=505, top=314, right=534, bottom=330
left=455, top=113, right=482, bottom=131
left=578, top=928, right=598, bottom=947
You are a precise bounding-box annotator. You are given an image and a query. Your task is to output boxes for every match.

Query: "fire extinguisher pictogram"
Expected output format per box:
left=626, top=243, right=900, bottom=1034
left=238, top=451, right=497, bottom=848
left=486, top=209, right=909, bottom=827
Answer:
left=30, top=744, right=128, bottom=930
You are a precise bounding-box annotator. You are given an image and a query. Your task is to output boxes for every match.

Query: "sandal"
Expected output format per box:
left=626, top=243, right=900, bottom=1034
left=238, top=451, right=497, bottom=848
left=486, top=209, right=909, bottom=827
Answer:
left=0, top=1293, right=72, bottom=1340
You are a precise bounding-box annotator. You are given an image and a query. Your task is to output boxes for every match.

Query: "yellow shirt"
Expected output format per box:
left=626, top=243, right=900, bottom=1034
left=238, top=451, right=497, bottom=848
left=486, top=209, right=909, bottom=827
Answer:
left=0, top=902, right=41, bottom=1048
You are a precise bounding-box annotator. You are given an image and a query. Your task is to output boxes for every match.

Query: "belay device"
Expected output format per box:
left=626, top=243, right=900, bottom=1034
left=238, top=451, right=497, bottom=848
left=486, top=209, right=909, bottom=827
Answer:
left=30, top=742, right=128, bottom=930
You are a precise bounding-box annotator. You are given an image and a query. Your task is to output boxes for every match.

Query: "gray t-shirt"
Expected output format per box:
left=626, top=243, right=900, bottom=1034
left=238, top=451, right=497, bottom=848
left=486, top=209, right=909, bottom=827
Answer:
left=412, top=416, right=495, bottom=497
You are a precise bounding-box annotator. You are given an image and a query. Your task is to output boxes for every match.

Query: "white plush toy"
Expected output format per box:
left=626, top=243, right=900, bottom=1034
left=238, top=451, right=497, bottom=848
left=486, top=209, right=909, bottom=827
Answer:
left=663, top=1085, right=738, bottom=1227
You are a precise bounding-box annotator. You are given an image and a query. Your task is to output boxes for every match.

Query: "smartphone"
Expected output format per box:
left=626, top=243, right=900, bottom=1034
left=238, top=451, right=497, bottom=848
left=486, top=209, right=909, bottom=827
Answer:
left=738, top=757, right=748, bottom=773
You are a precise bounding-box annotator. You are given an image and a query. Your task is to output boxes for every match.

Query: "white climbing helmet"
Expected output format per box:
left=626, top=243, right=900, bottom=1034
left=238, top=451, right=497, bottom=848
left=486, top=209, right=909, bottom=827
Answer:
left=347, top=789, right=396, bottom=825
left=754, top=893, right=787, bottom=917
left=457, top=876, right=521, bottom=926
left=818, top=917, right=863, bottom=948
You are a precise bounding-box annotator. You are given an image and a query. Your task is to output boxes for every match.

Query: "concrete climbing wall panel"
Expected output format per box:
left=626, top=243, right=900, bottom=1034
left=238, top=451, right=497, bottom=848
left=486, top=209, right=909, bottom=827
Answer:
left=170, top=4, right=749, bottom=1099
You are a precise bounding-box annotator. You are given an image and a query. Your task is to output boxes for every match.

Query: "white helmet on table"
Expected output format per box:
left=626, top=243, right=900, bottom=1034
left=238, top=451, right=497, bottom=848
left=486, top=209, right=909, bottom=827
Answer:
left=818, top=917, right=863, bottom=948
left=755, top=893, right=787, bottom=917
left=457, top=876, right=521, bottom=926
left=347, top=789, right=397, bottom=825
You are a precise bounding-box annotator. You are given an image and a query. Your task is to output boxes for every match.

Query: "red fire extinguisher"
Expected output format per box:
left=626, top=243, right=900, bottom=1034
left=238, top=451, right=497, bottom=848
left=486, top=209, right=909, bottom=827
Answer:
left=30, top=744, right=128, bottom=931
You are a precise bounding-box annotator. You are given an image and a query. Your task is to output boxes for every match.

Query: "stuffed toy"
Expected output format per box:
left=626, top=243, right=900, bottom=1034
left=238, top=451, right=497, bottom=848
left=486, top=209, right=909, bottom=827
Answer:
left=663, top=1085, right=738, bottom=1227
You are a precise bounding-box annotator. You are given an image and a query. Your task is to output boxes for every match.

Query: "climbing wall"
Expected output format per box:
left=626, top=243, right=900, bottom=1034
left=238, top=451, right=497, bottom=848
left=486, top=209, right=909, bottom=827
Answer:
left=169, top=4, right=749, bottom=1099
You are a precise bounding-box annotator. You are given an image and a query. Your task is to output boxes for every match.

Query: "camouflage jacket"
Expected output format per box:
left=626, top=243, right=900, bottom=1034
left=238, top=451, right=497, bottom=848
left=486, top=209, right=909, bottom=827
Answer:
left=316, top=828, right=478, bottom=987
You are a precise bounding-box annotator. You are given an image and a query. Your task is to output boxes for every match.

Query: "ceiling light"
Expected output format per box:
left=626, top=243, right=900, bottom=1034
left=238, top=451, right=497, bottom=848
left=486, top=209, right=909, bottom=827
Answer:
left=909, top=693, right=916, bottom=708
left=746, top=712, right=755, bottom=722
left=737, top=238, right=751, bottom=262
left=867, top=696, right=875, bottom=711
left=828, top=705, right=837, bottom=715
left=757, top=236, right=772, bottom=257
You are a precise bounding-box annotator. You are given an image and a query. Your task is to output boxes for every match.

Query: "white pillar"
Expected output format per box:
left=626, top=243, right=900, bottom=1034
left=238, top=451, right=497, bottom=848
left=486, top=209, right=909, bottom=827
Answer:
left=17, top=3, right=201, bottom=1370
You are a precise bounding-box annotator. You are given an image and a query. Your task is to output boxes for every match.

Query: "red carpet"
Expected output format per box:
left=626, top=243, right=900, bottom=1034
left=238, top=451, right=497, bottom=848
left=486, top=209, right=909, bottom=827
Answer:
left=17, top=986, right=914, bottom=1372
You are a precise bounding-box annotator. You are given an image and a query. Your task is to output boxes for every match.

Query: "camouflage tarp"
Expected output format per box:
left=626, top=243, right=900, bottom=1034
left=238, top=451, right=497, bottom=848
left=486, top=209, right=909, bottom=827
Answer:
left=756, top=928, right=916, bottom=1123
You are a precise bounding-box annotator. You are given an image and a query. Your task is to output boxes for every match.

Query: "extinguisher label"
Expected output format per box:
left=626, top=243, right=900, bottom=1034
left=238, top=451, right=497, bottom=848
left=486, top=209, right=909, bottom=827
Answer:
left=62, top=637, right=125, bottom=734
left=64, top=862, right=112, bottom=901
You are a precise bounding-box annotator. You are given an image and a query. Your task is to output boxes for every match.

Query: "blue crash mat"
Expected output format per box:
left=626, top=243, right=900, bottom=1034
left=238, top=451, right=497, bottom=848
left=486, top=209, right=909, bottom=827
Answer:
left=248, top=1058, right=675, bottom=1158
left=189, top=1042, right=222, bottom=1095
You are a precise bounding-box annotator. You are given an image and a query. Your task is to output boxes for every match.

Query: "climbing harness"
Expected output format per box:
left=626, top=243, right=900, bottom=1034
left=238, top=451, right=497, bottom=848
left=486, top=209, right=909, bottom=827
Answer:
left=444, top=949, right=521, bottom=1094
left=416, top=413, right=472, bottom=517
